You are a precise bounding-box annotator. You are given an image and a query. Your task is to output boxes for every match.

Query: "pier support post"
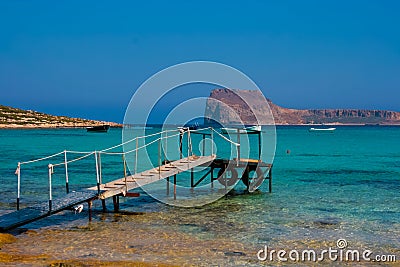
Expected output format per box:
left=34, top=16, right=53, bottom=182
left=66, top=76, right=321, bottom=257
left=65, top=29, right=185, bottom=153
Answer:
left=191, top=168, right=194, bottom=188
left=245, top=167, right=250, bottom=192
left=224, top=164, right=228, bottom=198
left=268, top=167, right=272, bottom=193
left=211, top=166, right=214, bottom=188
left=101, top=199, right=106, bottom=212
left=113, top=195, right=119, bottom=212
left=173, top=174, right=177, bottom=200
left=166, top=177, right=170, bottom=196
left=88, top=200, right=93, bottom=222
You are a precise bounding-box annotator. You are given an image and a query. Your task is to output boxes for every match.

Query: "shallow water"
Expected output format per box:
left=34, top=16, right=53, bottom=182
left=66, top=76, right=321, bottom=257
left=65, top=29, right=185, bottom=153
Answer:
left=0, top=126, right=399, bottom=265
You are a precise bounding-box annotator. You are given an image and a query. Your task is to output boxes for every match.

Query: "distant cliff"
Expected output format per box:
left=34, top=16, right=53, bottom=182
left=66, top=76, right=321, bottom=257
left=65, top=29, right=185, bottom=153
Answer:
left=0, top=105, right=121, bottom=128
left=205, top=89, right=400, bottom=125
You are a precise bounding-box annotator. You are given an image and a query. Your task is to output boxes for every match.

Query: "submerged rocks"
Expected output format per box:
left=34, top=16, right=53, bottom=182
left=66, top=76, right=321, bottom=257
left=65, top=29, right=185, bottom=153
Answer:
left=313, top=217, right=341, bottom=228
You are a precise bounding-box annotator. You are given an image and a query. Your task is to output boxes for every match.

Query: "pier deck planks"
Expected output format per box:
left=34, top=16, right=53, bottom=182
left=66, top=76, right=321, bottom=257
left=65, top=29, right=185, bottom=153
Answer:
left=91, top=155, right=216, bottom=199
left=0, top=190, right=97, bottom=231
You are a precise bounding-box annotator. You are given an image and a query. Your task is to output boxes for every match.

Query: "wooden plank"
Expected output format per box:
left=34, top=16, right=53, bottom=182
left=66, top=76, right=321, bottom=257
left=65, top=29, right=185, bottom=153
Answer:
left=0, top=190, right=97, bottom=231
left=104, top=185, right=119, bottom=188
left=240, top=158, right=261, bottom=163
left=114, top=181, right=136, bottom=185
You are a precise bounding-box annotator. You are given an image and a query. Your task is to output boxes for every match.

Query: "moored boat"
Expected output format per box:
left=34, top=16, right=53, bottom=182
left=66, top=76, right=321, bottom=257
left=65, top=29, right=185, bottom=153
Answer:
left=221, top=125, right=261, bottom=134
left=86, top=125, right=110, bottom=132
left=309, top=127, right=336, bottom=132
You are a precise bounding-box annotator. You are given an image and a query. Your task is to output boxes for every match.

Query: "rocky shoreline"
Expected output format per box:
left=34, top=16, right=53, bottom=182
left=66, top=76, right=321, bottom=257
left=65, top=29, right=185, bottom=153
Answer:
left=0, top=105, right=122, bottom=129
left=0, top=123, right=122, bottom=129
left=205, top=89, right=400, bottom=125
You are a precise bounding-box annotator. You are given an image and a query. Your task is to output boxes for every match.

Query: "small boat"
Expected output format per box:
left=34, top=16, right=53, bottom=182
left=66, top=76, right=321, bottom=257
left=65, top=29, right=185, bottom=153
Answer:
left=246, top=125, right=262, bottom=132
left=178, top=122, right=200, bottom=131
left=86, top=125, right=110, bottom=132
left=221, top=125, right=261, bottom=134
left=309, top=127, right=336, bottom=132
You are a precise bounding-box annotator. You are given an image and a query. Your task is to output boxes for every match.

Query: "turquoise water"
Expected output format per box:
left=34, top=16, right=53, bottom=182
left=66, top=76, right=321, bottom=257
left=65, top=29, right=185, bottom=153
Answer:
left=0, top=126, right=399, bottom=262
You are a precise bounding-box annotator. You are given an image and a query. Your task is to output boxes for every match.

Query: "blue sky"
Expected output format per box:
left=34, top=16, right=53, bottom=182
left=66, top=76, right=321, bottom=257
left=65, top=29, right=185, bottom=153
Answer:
left=0, top=1, right=399, bottom=122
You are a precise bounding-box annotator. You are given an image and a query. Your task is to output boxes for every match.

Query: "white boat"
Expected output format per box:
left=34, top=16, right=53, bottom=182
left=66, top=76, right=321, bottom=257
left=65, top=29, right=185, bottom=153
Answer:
left=309, top=127, right=336, bottom=132
left=221, top=125, right=261, bottom=134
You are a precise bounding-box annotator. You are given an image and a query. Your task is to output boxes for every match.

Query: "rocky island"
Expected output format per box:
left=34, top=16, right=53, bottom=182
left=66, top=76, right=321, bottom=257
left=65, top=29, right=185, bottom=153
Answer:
left=0, top=105, right=121, bottom=128
left=205, top=89, right=400, bottom=125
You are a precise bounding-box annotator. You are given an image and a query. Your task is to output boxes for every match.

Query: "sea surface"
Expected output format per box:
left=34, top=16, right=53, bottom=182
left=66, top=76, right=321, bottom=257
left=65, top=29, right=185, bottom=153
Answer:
left=0, top=126, right=399, bottom=265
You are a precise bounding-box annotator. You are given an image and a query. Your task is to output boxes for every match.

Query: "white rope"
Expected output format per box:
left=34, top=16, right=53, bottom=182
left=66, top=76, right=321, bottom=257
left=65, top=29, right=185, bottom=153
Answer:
left=52, top=152, right=95, bottom=167
left=65, top=150, right=94, bottom=154
left=211, top=128, right=240, bottom=147
left=20, top=151, right=65, bottom=165
left=98, top=132, right=181, bottom=156
left=101, top=128, right=179, bottom=152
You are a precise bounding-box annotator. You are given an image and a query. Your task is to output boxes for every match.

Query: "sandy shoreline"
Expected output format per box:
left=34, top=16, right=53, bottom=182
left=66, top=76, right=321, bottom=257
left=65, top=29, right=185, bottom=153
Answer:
left=0, top=213, right=260, bottom=267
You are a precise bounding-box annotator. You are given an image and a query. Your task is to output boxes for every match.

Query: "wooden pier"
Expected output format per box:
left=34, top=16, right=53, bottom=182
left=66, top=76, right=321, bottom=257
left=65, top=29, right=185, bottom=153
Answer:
left=0, top=127, right=273, bottom=232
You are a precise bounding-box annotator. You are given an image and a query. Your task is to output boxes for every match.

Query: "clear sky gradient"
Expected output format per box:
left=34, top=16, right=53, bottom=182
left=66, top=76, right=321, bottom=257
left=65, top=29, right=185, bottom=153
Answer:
left=1, top=1, right=399, bottom=122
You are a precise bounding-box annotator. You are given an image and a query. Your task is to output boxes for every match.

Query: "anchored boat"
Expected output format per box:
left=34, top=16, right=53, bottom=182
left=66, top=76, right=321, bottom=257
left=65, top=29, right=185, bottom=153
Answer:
left=221, top=125, right=261, bottom=134
left=86, top=125, right=110, bottom=132
left=309, top=127, right=336, bottom=132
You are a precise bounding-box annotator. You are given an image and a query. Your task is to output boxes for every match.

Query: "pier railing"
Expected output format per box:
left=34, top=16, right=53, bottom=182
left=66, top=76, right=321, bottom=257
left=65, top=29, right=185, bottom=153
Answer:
left=14, top=127, right=240, bottom=211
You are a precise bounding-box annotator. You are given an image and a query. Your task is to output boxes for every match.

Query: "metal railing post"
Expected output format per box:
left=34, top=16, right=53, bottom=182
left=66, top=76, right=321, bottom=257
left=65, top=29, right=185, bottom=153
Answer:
left=179, top=130, right=183, bottom=159
left=236, top=129, right=241, bottom=165
left=98, top=152, right=102, bottom=184
left=158, top=139, right=161, bottom=178
left=211, top=128, right=214, bottom=156
left=123, top=154, right=127, bottom=192
left=202, top=134, right=205, bottom=156
left=187, top=130, right=190, bottom=170
left=94, top=151, right=100, bottom=194
left=165, top=130, right=168, bottom=160
left=258, top=131, right=261, bottom=160
left=64, top=150, right=69, bottom=194
left=135, top=138, right=138, bottom=174
left=187, top=128, right=192, bottom=156
left=48, top=164, right=53, bottom=213
left=16, top=162, right=20, bottom=210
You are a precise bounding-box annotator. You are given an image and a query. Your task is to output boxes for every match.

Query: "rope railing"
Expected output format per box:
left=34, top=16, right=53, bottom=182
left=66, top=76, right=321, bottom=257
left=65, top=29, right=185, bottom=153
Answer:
left=210, top=128, right=241, bottom=164
left=19, top=151, right=65, bottom=165
left=52, top=151, right=95, bottom=167
left=211, top=128, right=240, bottom=147
left=101, top=128, right=178, bottom=152
left=98, top=132, right=182, bottom=156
